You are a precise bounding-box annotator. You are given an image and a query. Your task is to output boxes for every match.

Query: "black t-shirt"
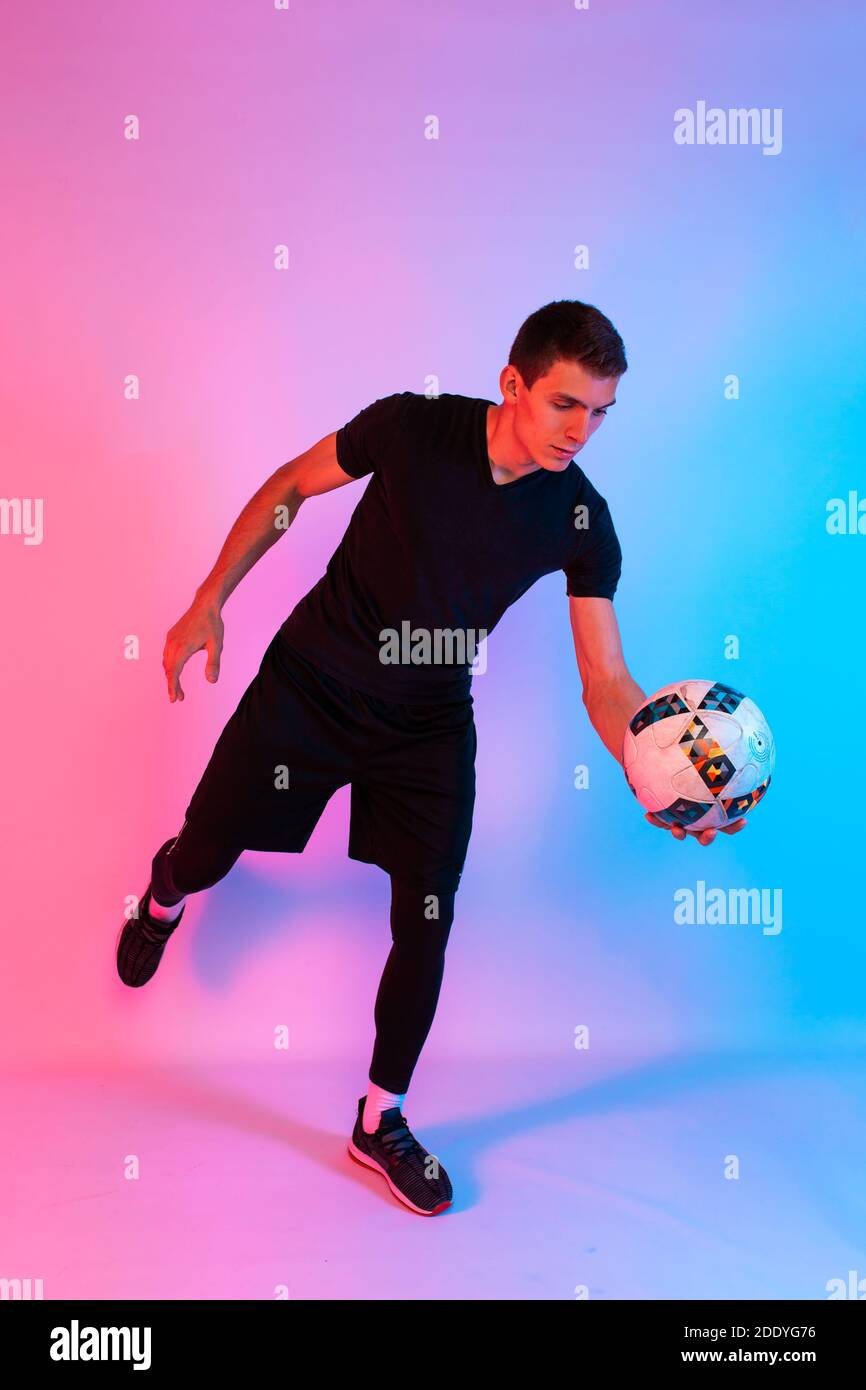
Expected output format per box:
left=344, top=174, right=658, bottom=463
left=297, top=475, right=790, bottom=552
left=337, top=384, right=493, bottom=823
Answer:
left=278, top=391, right=622, bottom=703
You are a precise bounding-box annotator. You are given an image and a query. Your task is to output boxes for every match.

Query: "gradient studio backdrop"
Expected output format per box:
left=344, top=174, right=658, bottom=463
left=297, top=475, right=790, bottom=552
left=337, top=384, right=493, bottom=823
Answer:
left=2, top=0, right=864, bottom=1078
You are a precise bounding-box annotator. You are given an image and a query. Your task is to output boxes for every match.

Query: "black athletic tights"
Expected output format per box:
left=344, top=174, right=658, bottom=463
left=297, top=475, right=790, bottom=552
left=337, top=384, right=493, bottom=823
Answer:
left=151, top=824, right=456, bottom=1095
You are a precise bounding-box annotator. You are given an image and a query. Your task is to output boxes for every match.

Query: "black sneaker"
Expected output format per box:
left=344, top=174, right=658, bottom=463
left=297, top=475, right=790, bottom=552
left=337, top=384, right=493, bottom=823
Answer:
left=347, top=1097, right=453, bottom=1216
left=116, top=885, right=185, bottom=987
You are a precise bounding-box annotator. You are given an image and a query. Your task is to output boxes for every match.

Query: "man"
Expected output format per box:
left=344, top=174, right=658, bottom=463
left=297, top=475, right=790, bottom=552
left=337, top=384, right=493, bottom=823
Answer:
left=116, top=299, right=745, bottom=1217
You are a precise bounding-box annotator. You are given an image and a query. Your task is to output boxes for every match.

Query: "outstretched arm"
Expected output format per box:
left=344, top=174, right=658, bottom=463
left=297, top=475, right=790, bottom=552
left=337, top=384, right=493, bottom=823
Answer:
left=568, top=595, right=645, bottom=763
left=568, top=596, right=745, bottom=845
left=163, top=430, right=356, bottom=702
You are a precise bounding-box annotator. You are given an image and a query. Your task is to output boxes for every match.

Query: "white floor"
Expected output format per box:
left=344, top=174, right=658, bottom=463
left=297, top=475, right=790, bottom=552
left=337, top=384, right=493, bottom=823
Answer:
left=3, top=1052, right=865, bottom=1300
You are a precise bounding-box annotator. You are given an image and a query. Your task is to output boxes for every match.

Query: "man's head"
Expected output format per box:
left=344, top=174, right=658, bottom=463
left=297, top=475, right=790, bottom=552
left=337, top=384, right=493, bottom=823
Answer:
left=499, top=299, right=627, bottom=470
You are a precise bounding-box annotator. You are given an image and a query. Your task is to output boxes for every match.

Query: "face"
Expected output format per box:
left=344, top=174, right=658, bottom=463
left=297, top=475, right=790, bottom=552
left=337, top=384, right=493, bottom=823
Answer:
left=508, top=359, right=619, bottom=470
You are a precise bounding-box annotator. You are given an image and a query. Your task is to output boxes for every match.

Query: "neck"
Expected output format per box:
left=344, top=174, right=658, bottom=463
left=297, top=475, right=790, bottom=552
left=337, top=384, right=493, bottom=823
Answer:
left=486, top=403, right=541, bottom=485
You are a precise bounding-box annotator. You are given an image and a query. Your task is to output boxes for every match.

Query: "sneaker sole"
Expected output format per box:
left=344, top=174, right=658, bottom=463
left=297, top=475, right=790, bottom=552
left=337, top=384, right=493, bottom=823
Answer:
left=347, top=1138, right=451, bottom=1216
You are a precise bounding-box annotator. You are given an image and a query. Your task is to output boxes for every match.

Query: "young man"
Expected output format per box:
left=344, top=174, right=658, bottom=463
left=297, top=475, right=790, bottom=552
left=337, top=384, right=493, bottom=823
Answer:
left=116, top=300, right=744, bottom=1217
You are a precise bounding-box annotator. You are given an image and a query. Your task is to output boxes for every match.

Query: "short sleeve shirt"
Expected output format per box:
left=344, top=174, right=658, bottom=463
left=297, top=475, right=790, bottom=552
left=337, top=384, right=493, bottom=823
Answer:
left=278, top=392, right=622, bottom=701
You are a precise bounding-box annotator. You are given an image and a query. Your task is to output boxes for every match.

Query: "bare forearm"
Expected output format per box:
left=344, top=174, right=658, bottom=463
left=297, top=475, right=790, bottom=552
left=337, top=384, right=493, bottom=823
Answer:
left=583, top=673, right=646, bottom=765
left=195, top=465, right=302, bottom=610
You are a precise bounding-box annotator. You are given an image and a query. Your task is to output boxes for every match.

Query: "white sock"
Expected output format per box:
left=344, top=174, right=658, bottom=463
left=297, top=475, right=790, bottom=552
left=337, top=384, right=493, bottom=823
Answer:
left=147, top=890, right=185, bottom=924
left=362, top=1082, right=406, bottom=1134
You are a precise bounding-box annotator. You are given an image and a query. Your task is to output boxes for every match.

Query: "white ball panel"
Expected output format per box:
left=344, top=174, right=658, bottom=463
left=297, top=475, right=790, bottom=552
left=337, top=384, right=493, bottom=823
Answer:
left=681, top=679, right=715, bottom=709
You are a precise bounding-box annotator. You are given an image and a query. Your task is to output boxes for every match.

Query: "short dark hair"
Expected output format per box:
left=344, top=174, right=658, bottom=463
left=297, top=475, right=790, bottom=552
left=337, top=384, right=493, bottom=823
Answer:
left=507, top=299, right=627, bottom=391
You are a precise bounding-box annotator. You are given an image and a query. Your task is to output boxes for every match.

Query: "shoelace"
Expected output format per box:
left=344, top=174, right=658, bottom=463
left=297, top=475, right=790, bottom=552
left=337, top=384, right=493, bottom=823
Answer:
left=379, top=1118, right=426, bottom=1163
left=137, top=916, right=177, bottom=946
left=134, top=894, right=181, bottom=945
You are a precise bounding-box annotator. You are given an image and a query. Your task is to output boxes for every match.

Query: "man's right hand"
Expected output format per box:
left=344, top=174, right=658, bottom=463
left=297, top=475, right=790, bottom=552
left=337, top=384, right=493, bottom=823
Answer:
left=163, top=600, right=225, bottom=703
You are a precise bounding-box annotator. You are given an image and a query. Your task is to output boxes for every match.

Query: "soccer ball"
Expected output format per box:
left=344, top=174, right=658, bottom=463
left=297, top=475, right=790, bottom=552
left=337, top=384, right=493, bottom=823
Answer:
left=622, top=680, right=774, bottom=831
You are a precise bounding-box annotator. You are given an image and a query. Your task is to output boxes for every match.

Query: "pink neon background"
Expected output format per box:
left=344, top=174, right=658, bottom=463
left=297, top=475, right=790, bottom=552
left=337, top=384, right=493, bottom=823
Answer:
left=1, top=0, right=863, bottom=1081
left=3, top=0, right=866, bottom=1303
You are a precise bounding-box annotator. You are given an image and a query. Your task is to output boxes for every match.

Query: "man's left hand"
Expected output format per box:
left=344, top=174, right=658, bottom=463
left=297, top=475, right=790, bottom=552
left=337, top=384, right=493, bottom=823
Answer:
left=644, top=812, right=747, bottom=846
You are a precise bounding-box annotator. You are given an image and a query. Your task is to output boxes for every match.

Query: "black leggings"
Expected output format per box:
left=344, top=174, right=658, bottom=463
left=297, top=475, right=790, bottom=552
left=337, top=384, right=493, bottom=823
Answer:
left=151, top=823, right=456, bottom=1095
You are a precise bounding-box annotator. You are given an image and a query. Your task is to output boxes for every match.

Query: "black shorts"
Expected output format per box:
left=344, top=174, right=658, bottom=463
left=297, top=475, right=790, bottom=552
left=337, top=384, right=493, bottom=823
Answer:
left=181, top=631, right=477, bottom=892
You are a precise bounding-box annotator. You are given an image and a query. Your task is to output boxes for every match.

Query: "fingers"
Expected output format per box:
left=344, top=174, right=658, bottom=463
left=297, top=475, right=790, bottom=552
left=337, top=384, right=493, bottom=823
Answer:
left=164, top=651, right=184, bottom=703
left=720, top=818, right=747, bottom=835
left=644, top=810, right=741, bottom=844
left=204, top=638, right=221, bottom=684
left=644, top=812, right=686, bottom=840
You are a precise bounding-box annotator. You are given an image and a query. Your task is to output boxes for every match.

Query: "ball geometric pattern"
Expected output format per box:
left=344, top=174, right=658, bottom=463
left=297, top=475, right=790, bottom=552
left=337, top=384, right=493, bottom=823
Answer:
left=622, top=679, right=775, bottom=831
